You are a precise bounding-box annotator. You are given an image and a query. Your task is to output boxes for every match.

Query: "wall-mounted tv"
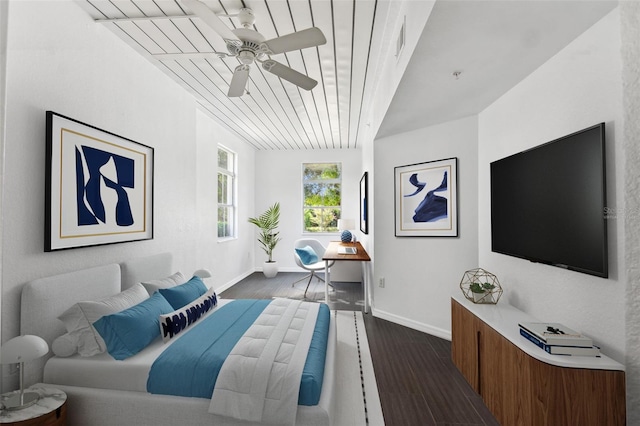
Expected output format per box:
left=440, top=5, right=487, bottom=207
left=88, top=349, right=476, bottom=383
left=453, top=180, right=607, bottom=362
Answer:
left=490, top=123, right=607, bottom=278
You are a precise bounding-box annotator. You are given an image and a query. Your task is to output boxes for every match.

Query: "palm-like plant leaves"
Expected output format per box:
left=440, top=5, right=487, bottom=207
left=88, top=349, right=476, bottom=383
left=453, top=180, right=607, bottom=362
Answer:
left=248, top=202, right=281, bottom=262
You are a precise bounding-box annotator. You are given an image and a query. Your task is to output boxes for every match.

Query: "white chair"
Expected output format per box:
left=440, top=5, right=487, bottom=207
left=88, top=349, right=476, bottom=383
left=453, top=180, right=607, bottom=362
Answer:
left=293, top=239, right=335, bottom=298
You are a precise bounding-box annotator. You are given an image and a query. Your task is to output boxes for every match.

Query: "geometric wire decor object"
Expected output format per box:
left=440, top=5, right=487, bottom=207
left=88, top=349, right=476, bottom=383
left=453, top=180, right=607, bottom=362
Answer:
left=460, top=267, right=503, bottom=304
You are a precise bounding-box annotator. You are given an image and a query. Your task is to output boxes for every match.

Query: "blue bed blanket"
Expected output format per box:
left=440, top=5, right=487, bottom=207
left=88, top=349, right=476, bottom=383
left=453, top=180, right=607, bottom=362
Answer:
left=147, top=299, right=330, bottom=406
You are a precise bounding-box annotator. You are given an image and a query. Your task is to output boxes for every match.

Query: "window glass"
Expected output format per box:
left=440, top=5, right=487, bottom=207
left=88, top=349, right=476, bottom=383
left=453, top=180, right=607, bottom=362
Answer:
left=218, top=147, right=236, bottom=239
left=303, top=163, right=341, bottom=233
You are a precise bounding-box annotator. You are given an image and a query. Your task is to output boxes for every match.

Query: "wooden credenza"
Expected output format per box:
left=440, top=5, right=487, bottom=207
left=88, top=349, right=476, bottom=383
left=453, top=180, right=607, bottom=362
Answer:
left=451, top=295, right=626, bottom=426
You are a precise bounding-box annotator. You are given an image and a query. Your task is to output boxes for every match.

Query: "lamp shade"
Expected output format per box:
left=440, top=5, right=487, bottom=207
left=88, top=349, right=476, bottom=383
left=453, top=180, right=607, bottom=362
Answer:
left=1, top=335, right=49, bottom=364
left=337, top=219, right=355, bottom=231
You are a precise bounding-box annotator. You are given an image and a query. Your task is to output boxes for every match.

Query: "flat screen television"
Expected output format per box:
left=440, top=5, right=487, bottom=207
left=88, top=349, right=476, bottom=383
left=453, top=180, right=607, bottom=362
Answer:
left=490, top=123, right=608, bottom=278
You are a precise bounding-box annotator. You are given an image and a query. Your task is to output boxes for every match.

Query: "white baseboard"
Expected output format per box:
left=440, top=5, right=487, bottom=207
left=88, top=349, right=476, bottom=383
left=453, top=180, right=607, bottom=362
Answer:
left=215, top=267, right=306, bottom=294
left=371, top=308, right=452, bottom=341
left=215, top=270, right=255, bottom=294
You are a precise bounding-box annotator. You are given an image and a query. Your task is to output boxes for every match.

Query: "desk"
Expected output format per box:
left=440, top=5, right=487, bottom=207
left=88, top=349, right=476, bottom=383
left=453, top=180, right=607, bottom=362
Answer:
left=323, top=241, right=371, bottom=312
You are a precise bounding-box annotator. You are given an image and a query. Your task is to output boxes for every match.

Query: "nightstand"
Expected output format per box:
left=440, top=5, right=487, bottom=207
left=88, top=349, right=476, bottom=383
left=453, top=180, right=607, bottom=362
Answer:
left=0, top=386, right=66, bottom=425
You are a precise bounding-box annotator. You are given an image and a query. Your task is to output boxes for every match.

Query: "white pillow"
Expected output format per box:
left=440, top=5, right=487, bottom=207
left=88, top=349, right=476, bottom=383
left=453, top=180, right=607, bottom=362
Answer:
left=57, top=283, right=149, bottom=356
left=52, top=331, right=79, bottom=357
left=159, top=287, right=218, bottom=343
left=141, top=272, right=186, bottom=296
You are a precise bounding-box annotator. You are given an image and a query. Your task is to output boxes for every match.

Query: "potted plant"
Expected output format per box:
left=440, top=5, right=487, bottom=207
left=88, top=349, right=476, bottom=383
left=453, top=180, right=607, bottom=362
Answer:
left=248, top=202, right=281, bottom=278
left=469, top=282, right=496, bottom=303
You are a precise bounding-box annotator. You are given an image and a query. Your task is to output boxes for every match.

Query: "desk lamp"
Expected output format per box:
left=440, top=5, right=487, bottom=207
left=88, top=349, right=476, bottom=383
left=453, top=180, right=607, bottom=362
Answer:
left=1, top=335, right=49, bottom=410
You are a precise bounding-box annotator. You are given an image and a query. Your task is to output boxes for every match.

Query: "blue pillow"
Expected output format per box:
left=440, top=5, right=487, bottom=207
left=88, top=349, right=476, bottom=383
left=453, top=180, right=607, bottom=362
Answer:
left=93, top=292, right=174, bottom=360
left=296, top=246, right=319, bottom=265
left=159, top=276, right=208, bottom=310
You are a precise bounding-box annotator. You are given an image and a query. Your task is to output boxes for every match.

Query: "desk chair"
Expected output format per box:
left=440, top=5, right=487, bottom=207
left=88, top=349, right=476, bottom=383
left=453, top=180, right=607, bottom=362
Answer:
left=293, top=239, right=335, bottom=298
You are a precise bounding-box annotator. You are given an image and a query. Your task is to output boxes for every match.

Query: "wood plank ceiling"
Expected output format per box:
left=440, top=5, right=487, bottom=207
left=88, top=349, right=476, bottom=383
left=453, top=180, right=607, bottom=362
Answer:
left=79, top=0, right=381, bottom=150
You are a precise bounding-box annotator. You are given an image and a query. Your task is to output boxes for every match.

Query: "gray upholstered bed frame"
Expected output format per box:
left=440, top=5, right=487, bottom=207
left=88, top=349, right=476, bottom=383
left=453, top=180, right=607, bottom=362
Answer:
left=19, top=253, right=336, bottom=425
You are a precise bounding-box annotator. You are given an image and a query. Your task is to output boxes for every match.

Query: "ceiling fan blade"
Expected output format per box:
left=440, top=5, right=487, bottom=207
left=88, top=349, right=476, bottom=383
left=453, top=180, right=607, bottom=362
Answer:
left=182, top=0, right=239, bottom=42
left=263, top=27, right=326, bottom=55
left=262, top=60, right=317, bottom=91
left=228, top=64, right=250, bottom=97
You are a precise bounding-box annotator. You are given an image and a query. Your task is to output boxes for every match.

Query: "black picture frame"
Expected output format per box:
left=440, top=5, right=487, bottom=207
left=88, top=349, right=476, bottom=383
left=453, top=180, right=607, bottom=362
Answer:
left=45, top=111, right=154, bottom=251
left=360, top=171, right=368, bottom=234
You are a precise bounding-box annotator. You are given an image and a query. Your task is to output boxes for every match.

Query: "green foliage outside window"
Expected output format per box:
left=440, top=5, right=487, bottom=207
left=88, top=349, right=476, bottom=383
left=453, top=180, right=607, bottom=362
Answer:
left=303, top=163, right=341, bottom=232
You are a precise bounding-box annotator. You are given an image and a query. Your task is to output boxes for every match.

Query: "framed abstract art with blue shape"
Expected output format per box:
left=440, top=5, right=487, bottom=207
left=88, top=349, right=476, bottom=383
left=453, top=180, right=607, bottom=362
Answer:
left=394, top=157, right=458, bottom=237
left=360, top=171, right=368, bottom=234
left=45, top=111, right=154, bottom=251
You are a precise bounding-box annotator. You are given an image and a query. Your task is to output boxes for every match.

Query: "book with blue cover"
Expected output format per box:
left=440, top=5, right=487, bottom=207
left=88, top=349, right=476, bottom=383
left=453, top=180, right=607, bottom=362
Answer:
left=519, top=328, right=600, bottom=356
left=518, top=322, right=593, bottom=347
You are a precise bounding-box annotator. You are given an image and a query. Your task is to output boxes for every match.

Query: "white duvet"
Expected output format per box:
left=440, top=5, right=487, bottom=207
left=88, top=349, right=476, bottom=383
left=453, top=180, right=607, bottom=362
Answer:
left=209, top=298, right=320, bottom=425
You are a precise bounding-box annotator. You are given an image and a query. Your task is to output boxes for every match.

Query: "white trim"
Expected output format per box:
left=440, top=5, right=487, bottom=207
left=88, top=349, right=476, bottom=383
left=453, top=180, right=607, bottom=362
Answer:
left=214, top=270, right=254, bottom=294
left=371, top=307, right=452, bottom=341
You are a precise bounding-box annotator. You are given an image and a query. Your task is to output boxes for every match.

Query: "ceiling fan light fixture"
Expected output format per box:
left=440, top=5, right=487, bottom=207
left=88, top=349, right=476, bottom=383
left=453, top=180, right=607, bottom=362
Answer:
left=238, top=50, right=255, bottom=64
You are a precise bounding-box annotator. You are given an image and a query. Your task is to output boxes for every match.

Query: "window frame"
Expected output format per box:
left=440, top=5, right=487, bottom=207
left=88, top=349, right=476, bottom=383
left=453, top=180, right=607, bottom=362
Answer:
left=301, top=162, right=342, bottom=234
left=217, top=145, right=237, bottom=241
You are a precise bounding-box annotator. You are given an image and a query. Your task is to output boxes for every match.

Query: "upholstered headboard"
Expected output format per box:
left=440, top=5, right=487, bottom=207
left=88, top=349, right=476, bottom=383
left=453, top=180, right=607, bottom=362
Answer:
left=21, top=264, right=121, bottom=386
left=20, top=253, right=174, bottom=386
left=120, top=252, right=173, bottom=290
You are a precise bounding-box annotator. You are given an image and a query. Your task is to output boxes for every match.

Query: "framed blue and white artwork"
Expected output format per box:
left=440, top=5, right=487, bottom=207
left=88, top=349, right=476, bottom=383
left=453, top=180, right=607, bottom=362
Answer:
left=360, top=171, right=368, bottom=234
left=45, top=111, right=154, bottom=251
left=394, top=157, right=458, bottom=237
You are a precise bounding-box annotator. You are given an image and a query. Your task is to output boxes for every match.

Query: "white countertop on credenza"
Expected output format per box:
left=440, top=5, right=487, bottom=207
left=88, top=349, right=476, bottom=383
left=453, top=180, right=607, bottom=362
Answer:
left=452, top=294, right=625, bottom=372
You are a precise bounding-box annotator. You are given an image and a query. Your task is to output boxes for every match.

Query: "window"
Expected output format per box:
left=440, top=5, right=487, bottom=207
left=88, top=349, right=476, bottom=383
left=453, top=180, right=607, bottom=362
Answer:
left=218, top=147, right=236, bottom=239
left=303, top=163, right=341, bottom=233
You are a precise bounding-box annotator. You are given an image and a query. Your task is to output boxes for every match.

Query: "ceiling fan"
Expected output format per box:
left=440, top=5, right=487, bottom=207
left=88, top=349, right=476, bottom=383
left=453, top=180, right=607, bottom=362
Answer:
left=182, top=0, right=327, bottom=97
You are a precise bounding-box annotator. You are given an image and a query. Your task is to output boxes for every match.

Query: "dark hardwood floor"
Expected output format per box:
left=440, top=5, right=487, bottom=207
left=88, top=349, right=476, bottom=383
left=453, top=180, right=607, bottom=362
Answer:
left=220, top=272, right=499, bottom=426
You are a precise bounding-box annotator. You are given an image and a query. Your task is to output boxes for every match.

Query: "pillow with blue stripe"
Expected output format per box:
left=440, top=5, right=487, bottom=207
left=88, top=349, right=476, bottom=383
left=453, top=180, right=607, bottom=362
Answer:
left=93, top=292, right=174, bottom=360
left=159, top=276, right=208, bottom=310
left=295, top=246, right=318, bottom=265
left=159, top=287, right=218, bottom=343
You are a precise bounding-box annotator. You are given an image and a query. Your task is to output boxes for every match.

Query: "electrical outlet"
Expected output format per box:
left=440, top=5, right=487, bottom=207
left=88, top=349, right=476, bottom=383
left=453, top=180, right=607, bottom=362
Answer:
left=379, top=277, right=385, bottom=288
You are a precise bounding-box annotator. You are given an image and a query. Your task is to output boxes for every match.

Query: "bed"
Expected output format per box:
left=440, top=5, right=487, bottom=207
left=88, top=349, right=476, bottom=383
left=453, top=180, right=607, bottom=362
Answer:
left=20, top=253, right=336, bottom=425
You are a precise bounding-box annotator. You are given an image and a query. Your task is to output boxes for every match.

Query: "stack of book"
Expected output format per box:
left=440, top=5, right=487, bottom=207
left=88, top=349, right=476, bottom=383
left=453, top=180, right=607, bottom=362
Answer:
left=518, top=322, right=600, bottom=356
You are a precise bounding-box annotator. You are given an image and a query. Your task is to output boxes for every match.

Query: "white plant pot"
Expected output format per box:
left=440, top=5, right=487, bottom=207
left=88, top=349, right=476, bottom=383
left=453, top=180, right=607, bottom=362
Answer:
left=263, top=261, right=278, bottom=278
left=472, top=291, right=488, bottom=303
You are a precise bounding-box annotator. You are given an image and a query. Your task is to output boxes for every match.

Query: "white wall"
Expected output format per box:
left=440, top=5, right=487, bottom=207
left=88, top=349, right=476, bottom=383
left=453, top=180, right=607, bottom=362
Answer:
left=195, top=109, right=255, bottom=292
left=357, top=1, right=435, bottom=145
left=478, top=8, right=640, bottom=419
left=1, top=0, right=254, bottom=389
left=0, top=0, right=9, bottom=363
left=478, top=7, right=625, bottom=361
left=621, top=2, right=640, bottom=422
left=373, top=115, right=479, bottom=338
left=252, top=149, right=362, bottom=281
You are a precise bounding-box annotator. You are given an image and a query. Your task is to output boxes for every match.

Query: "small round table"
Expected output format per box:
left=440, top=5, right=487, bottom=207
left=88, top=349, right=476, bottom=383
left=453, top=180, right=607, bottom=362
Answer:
left=0, top=386, right=66, bottom=425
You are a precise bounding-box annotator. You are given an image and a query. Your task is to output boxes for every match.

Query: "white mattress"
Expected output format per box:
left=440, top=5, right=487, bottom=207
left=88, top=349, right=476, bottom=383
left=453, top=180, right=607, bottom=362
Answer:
left=44, top=299, right=233, bottom=394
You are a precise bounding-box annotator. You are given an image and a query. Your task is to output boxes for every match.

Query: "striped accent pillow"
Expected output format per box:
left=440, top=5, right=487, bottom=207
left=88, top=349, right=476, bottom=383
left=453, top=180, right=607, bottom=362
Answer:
left=159, top=287, right=218, bottom=343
